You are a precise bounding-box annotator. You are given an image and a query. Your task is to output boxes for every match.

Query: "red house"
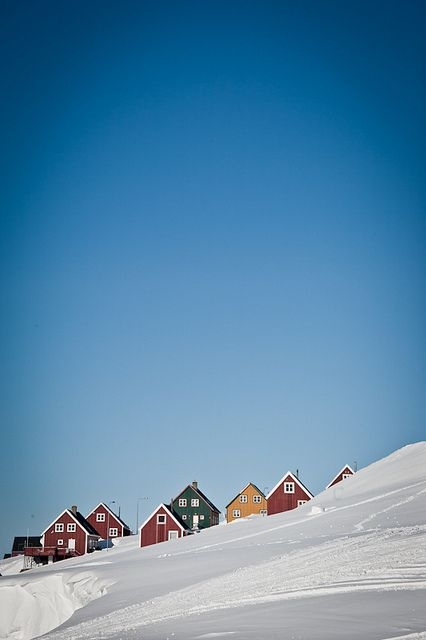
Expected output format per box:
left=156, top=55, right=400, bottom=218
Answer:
left=86, top=503, right=131, bottom=540
left=326, top=464, right=355, bottom=489
left=24, top=506, right=100, bottom=565
left=140, top=503, right=191, bottom=548
left=266, top=471, right=314, bottom=516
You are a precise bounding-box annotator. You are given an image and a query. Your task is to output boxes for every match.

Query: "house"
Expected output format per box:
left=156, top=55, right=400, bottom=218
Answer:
left=171, top=481, right=220, bottom=530
left=226, top=483, right=267, bottom=523
left=266, top=471, right=314, bottom=516
left=24, top=505, right=101, bottom=565
left=139, top=503, right=191, bottom=547
left=86, top=503, right=131, bottom=540
left=11, top=536, right=41, bottom=557
left=326, top=464, right=355, bottom=489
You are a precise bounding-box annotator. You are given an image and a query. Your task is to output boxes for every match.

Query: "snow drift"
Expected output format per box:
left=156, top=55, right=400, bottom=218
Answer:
left=1, top=442, right=425, bottom=640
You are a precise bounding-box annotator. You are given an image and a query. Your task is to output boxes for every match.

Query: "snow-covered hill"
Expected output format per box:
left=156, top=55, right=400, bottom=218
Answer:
left=1, top=443, right=426, bottom=640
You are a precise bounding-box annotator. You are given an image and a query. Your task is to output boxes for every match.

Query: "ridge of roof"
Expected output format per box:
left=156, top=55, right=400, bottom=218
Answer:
left=41, top=508, right=101, bottom=537
left=326, top=464, right=355, bottom=489
left=173, top=484, right=221, bottom=514
left=266, top=471, right=314, bottom=500
left=88, top=503, right=131, bottom=531
left=225, top=482, right=266, bottom=509
left=139, top=503, right=191, bottom=532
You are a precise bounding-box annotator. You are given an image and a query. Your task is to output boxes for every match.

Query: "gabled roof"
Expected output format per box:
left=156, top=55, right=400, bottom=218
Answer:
left=266, top=471, right=314, bottom=500
left=173, top=484, right=221, bottom=514
left=225, top=482, right=266, bottom=509
left=41, top=508, right=100, bottom=537
left=87, top=502, right=131, bottom=531
left=326, top=464, right=355, bottom=489
left=139, top=503, right=191, bottom=532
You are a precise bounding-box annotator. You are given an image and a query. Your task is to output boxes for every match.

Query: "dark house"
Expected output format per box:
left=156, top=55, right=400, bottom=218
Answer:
left=11, top=536, right=41, bottom=557
left=171, top=481, right=220, bottom=530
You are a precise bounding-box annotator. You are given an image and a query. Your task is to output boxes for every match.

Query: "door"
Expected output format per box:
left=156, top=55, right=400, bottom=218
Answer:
left=192, top=514, right=199, bottom=529
left=68, top=538, right=76, bottom=551
left=168, top=530, right=179, bottom=540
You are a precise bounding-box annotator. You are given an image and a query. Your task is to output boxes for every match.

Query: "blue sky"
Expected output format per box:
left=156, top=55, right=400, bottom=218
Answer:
left=1, top=0, right=425, bottom=558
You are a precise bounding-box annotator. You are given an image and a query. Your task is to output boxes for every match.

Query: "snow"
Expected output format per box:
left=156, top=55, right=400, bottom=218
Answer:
left=1, top=443, right=426, bottom=640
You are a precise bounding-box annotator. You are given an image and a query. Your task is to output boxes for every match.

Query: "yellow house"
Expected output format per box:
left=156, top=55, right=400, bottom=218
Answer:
left=226, top=483, right=267, bottom=523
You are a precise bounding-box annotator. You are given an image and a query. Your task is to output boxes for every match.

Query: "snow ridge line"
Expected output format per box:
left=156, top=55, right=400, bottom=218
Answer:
left=0, top=572, right=114, bottom=640
left=355, top=487, right=426, bottom=531
left=43, top=580, right=426, bottom=639
left=43, top=526, right=426, bottom=639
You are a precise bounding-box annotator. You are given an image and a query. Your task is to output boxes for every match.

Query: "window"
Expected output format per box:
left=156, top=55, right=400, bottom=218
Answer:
left=232, top=509, right=241, bottom=518
left=342, top=474, right=351, bottom=480
left=284, top=482, right=295, bottom=493
left=57, top=539, right=64, bottom=546
left=109, top=527, right=118, bottom=537
left=260, top=510, right=267, bottom=516
left=67, top=523, right=76, bottom=533
left=253, top=495, right=261, bottom=503
left=239, top=494, right=248, bottom=503
left=199, top=514, right=204, bottom=520
left=96, top=513, right=105, bottom=522
left=55, top=523, right=64, bottom=532
left=182, top=514, right=187, bottom=520
left=178, top=498, right=187, bottom=507
left=191, top=498, right=199, bottom=507
left=297, top=500, right=307, bottom=507
left=157, top=514, right=166, bottom=524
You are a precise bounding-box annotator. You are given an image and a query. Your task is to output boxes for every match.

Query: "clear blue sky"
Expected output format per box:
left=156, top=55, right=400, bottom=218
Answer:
left=1, top=1, right=425, bottom=558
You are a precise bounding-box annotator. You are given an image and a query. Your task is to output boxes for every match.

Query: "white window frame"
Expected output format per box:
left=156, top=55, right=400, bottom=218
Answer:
left=182, top=514, right=187, bottom=520
left=157, top=514, right=166, bottom=524
left=232, top=509, right=241, bottom=518
left=67, top=523, right=76, bottom=533
left=178, top=498, right=187, bottom=507
left=284, top=482, right=295, bottom=493
left=96, top=513, right=105, bottom=522
left=297, top=500, right=307, bottom=507
left=191, top=498, right=199, bottom=507
left=260, top=509, right=267, bottom=516
left=342, top=473, right=351, bottom=480
left=109, top=527, right=118, bottom=537
left=239, top=494, right=248, bottom=503
left=57, top=539, right=64, bottom=546
left=55, top=523, right=64, bottom=532
left=199, top=514, right=205, bottom=520
left=253, top=495, right=261, bottom=503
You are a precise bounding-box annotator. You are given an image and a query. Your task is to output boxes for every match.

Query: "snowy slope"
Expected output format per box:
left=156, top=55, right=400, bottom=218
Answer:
left=1, top=443, right=426, bottom=640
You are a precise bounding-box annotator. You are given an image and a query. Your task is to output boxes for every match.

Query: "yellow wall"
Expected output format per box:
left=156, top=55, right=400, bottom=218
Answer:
left=226, top=484, right=267, bottom=522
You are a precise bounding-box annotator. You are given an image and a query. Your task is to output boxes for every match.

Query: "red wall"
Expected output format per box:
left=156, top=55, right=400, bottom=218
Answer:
left=267, top=476, right=312, bottom=516
left=328, top=467, right=354, bottom=488
left=86, top=506, right=123, bottom=538
left=140, top=507, right=183, bottom=547
left=43, top=512, right=87, bottom=555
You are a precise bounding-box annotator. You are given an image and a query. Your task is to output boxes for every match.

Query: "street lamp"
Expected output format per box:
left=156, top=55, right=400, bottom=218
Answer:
left=136, top=497, right=149, bottom=535
left=106, top=501, right=115, bottom=551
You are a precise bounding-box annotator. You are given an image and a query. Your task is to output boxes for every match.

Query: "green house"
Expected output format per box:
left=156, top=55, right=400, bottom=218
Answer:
left=171, top=481, right=220, bottom=531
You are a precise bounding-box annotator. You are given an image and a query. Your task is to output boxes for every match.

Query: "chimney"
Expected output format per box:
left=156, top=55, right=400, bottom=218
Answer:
left=192, top=481, right=198, bottom=490
left=71, top=505, right=78, bottom=515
